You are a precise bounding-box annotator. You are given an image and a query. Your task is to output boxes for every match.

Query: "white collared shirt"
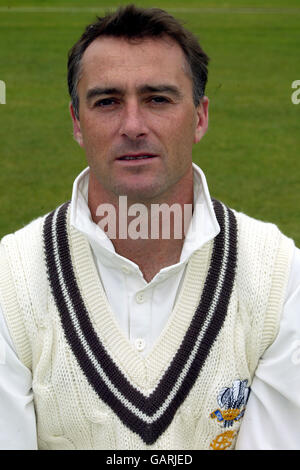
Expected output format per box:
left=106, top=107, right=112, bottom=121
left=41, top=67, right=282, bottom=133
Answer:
left=70, top=163, right=219, bottom=356
left=0, top=163, right=300, bottom=449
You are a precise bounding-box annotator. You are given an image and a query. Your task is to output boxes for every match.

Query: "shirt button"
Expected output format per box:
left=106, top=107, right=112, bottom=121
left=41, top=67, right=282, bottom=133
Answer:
left=121, top=265, right=131, bottom=274
left=135, top=292, right=145, bottom=303
left=135, top=338, right=146, bottom=352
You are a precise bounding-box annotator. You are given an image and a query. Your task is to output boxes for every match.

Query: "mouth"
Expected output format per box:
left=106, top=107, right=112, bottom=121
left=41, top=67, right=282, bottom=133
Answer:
left=117, top=153, right=157, bottom=161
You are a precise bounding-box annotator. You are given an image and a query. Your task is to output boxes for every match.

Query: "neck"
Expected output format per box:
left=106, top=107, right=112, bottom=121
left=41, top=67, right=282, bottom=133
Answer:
left=88, top=168, right=194, bottom=282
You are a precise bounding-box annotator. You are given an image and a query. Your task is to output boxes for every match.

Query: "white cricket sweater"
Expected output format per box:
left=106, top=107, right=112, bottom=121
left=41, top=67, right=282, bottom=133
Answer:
left=0, top=199, right=294, bottom=450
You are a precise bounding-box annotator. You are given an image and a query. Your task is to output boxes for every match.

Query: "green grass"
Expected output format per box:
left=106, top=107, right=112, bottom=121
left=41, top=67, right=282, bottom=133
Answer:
left=0, top=1, right=300, bottom=245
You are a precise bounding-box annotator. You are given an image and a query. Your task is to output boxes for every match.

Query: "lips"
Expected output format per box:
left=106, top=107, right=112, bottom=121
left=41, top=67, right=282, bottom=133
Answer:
left=117, top=153, right=157, bottom=161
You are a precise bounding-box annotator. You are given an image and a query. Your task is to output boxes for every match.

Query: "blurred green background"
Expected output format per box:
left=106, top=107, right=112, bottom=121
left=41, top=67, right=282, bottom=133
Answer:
left=0, top=0, right=299, bottom=244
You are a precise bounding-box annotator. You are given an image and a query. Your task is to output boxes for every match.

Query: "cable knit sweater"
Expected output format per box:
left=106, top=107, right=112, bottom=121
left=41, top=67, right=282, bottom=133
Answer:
left=0, top=200, right=294, bottom=450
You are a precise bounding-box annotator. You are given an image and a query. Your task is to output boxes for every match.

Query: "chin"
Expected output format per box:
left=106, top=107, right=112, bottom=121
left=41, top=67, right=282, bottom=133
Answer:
left=114, top=183, right=165, bottom=202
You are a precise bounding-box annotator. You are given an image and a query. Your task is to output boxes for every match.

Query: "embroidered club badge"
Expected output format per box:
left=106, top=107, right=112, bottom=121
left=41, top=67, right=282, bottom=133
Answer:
left=210, top=379, right=250, bottom=428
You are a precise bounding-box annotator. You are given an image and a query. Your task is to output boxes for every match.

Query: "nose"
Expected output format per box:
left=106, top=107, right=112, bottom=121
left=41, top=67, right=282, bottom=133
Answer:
left=119, top=99, right=148, bottom=140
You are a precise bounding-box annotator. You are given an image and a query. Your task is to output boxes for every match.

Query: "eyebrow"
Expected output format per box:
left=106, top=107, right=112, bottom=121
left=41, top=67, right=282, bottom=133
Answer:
left=138, top=84, right=183, bottom=99
left=86, top=87, right=120, bottom=102
left=86, top=84, right=183, bottom=102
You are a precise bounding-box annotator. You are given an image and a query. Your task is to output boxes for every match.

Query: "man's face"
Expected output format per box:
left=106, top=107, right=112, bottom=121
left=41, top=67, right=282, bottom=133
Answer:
left=71, top=35, right=208, bottom=202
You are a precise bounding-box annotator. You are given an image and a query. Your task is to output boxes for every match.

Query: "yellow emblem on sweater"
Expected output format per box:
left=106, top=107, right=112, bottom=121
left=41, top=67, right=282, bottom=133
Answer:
left=210, top=407, right=244, bottom=427
left=210, top=431, right=236, bottom=450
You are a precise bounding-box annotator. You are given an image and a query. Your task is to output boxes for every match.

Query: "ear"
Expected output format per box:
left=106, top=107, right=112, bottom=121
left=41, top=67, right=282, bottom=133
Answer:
left=69, top=102, right=83, bottom=147
left=194, top=96, right=209, bottom=144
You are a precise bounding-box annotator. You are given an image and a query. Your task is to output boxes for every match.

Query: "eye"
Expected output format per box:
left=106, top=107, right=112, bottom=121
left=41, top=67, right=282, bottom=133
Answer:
left=94, top=98, right=117, bottom=107
left=150, top=96, right=170, bottom=104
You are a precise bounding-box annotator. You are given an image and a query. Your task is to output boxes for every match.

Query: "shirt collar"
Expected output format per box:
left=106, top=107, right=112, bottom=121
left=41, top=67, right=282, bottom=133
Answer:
left=70, top=163, right=220, bottom=268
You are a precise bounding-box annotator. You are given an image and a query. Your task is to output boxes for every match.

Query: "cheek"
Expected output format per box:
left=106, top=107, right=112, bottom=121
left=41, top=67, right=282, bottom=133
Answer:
left=80, top=118, right=110, bottom=152
left=166, top=115, right=196, bottom=150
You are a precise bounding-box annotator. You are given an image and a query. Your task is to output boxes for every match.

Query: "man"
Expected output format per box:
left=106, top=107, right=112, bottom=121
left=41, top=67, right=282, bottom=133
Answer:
left=0, top=5, right=299, bottom=450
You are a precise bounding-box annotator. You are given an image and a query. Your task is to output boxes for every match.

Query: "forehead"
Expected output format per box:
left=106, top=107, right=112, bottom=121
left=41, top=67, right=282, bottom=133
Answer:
left=78, top=35, right=192, bottom=89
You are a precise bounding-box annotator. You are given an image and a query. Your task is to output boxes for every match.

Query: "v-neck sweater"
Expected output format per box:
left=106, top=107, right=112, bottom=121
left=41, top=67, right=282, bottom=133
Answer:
left=0, top=199, right=294, bottom=449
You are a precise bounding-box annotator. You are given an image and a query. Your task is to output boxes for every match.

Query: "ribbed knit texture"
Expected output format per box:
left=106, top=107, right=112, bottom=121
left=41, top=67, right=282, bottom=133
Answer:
left=0, top=201, right=294, bottom=450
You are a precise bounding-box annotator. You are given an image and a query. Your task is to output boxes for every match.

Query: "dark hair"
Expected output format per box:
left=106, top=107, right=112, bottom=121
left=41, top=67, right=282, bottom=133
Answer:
left=67, top=4, right=209, bottom=118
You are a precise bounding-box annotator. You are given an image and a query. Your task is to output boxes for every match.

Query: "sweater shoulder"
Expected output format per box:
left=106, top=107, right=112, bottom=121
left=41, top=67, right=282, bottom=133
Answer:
left=232, top=208, right=294, bottom=280
left=1, top=213, right=46, bottom=249
left=0, top=211, right=53, bottom=369
left=0, top=213, right=49, bottom=292
left=230, top=207, right=295, bottom=358
left=232, top=208, right=289, bottom=239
